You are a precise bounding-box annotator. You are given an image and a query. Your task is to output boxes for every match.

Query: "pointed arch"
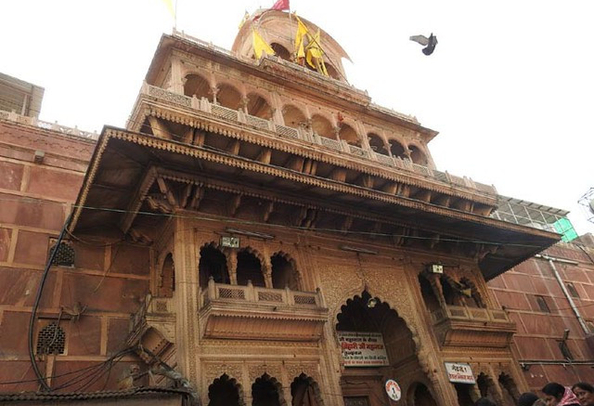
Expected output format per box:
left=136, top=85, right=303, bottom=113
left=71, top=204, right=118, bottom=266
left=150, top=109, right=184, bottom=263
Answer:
left=246, top=91, right=273, bottom=120
left=311, top=114, right=334, bottom=139
left=409, top=144, right=428, bottom=166
left=184, top=73, right=211, bottom=99
left=389, top=138, right=407, bottom=159
left=217, top=83, right=243, bottom=110
left=408, top=382, right=438, bottom=406
left=368, top=133, right=389, bottom=155
left=208, top=373, right=245, bottom=406
left=338, top=123, right=360, bottom=147
left=252, top=373, right=286, bottom=406
left=271, top=43, right=291, bottom=61
left=291, top=373, right=324, bottom=406
left=199, top=242, right=230, bottom=289
left=237, top=247, right=266, bottom=287
left=271, top=251, right=301, bottom=290
left=498, top=373, right=520, bottom=405
left=282, top=104, right=307, bottom=129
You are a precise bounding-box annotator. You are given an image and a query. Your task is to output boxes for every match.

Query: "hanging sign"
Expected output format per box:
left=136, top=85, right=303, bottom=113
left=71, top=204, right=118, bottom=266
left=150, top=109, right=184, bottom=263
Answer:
left=444, top=362, right=476, bottom=384
left=385, top=379, right=401, bottom=402
left=337, top=331, right=389, bottom=367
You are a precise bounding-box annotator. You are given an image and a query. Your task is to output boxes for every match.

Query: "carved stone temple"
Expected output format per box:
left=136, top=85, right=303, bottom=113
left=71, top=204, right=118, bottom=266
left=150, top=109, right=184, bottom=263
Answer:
left=1, top=9, right=581, bottom=406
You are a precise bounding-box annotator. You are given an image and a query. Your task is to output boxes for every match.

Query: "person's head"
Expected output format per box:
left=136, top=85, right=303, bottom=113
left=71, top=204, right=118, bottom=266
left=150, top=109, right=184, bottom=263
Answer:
left=572, top=382, right=594, bottom=405
left=474, top=398, right=497, bottom=406
left=542, top=383, right=567, bottom=406
left=519, top=392, right=540, bottom=406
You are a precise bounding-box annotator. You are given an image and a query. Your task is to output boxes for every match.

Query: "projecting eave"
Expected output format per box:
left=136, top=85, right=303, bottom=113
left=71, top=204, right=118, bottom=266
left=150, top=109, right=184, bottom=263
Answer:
left=70, top=127, right=560, bottom=280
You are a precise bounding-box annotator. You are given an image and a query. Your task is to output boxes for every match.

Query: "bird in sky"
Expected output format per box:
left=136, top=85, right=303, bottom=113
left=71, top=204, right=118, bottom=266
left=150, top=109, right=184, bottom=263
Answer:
left=410, top=33, right=438, bottom=55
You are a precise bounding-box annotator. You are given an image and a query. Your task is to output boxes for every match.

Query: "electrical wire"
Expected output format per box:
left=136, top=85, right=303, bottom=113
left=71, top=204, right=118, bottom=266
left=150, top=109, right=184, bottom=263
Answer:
left=27, top=213, right=72, bottom=392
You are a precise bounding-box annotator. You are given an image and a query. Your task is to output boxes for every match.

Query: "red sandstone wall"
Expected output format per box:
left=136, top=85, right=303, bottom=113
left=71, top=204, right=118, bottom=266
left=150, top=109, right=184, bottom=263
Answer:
left=0, top=121, right=150, bottom=392
left=488, top=242, right=594, bottom=390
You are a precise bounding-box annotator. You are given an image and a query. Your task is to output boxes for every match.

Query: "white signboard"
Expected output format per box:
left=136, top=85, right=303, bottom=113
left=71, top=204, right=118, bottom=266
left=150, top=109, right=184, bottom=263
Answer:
left=385, top=379, right=401, bottom=401
left=444, top=362, right=476, bottom=384
left=338, top=331, right=389, bottom=367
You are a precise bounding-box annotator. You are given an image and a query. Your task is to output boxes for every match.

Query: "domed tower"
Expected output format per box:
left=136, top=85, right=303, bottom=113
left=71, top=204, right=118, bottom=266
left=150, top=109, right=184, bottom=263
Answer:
left=232, top=9, right=351, bottom=82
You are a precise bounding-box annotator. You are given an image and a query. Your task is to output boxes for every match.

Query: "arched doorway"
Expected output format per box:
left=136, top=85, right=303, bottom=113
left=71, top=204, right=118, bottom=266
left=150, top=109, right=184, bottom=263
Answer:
left=291, top=374, right=324, bottom=406
left=199, top=244, right=230, bottom=289
left=410, top=383, right=438, bottom=406
left=271, top=253, right=300, bottom=290
left=336, top=291, right=433, bottom=406
left=208, top=374, right=244, bottom=406
left=252, top=373, right=285, bottom=406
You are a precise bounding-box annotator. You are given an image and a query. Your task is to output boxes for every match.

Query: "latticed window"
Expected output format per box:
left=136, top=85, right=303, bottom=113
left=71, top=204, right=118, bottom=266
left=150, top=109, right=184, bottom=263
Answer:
left=36, top=323, right=66, bottom=355
left=49, top=242, right=75, bottom=266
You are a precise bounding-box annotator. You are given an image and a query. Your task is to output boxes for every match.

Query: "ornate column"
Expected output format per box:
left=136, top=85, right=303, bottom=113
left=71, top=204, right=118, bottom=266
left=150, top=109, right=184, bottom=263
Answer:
left=226, top=249, right=238, bottom=285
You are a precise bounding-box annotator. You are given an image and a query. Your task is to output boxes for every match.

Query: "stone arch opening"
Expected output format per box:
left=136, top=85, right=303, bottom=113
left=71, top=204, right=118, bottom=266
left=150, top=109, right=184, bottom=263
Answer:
left=291, top=373, right=324, bottom=406
left=157, top=253, right=175, bottom=298
left=409, top=382, right=438, bottom=406
left=336, top=291, right=432, bottom=406
left=409, top=145, right=428, bottom=166
left=271, top=43, right=291, bottom=61
left=184, top=73, right=211, bottom=99
left=453, top=383, right=475, bottom=406
left=389, top=139, right=407, bottom=159
left=246, top=92, right=273, bottom=120
left=271, top=252, right=300, bottom=290
left=477, top=373, right=498, bottom=402
left=252, top=373, right=285, bottom=406
left=368, top=133, right=388, bottom=155
left=217, top=83, right=242, bottom=110
left=498, top=373, right=520, bottom=405
left=199, top=243, right=230, bottom=289
left=282, top=105, right=307, bottom=129
left=418, top=273, right=441, bottom=313
left=440, top=274, right=475, bottom=307
left=208, top=373, right=245, bottom=406
left=237, top=248, right=265, bottom=287
left=338, top=123, right=360, bottom=147
left=311, top=114, right=334, bottom=139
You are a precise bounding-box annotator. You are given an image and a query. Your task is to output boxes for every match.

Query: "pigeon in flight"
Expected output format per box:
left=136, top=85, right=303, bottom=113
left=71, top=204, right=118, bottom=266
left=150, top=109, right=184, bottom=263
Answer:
left=410, top=33, right=438, bottom=55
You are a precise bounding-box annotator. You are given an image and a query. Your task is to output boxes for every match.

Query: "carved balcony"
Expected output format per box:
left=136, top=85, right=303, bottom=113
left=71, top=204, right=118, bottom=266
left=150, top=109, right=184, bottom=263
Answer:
left=431, top=305, right=516, bottom=348
left=198, top=280, right=328, bottom=342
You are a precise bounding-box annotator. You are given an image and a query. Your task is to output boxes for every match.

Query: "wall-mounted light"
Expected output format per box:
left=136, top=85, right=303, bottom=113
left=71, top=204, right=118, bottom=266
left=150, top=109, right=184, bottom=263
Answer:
left=367, top=298, right=378, bottom=308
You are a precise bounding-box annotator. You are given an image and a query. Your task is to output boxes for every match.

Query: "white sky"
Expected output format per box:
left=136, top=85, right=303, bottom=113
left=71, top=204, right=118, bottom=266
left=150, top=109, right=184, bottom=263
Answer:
left=2, top=0, right=593, bottom=235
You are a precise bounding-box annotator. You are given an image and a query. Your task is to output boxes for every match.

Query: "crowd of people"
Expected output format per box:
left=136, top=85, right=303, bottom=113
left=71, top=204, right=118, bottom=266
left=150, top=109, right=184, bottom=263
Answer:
left=472, top=382, right=594, bottom=406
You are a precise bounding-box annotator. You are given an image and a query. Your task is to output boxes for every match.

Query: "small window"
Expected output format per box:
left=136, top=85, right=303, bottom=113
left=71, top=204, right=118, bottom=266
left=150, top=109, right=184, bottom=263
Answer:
left=37, top=322, right=66, bottom=355
left=535, top=295, right=551, bottom=313
left=566, top=283, right=580, bottom=298
left=49, top=241, right=75, bottom=267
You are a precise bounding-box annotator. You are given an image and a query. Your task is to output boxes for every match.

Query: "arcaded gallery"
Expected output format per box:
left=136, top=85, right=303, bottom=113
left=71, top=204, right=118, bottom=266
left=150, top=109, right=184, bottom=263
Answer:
left=0, top=8, right=574, bottom=406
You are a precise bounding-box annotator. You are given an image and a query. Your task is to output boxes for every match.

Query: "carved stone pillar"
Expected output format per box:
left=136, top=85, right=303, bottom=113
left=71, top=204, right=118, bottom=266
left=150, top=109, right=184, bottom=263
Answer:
left=240, top=96, right=249, bottom=114
left=210, top=86, right=219, bottom=105
left=262, top=255, right=273, bottom=288
left=226, top=250, right=238, bottom=285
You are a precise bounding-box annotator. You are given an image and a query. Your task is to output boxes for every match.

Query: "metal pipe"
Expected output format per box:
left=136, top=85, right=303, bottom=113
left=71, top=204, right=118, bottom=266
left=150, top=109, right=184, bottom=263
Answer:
left=537, top=254, right=589, bottom=334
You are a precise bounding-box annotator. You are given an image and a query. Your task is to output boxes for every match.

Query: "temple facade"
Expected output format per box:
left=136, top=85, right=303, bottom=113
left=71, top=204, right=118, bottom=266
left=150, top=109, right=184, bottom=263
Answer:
left=1, top=9, right=592, bottom=406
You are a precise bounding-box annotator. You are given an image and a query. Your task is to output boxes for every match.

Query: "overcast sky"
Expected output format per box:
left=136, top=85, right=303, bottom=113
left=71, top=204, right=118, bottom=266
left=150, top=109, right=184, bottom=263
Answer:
left=2, top=0, right=593, bottom=235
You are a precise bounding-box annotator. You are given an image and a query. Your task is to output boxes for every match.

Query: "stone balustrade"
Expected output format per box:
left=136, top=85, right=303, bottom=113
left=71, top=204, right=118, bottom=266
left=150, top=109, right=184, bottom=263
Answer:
left=432, top=305, right=511, bottom=324
left=0, top=110, right=98, bottom=140
left=200, top=279, right=323, bottom=310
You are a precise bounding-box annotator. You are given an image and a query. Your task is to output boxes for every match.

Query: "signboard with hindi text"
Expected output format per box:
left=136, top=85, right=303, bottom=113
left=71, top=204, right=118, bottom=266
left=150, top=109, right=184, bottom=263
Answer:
left=338, top=331, right=389, bottom=367
left=444, top=362, right=476, bottom=384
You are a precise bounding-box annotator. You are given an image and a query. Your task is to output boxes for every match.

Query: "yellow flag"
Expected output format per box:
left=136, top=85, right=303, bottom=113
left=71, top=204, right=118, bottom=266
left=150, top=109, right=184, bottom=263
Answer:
left=238, top=11, right=249, bottom=29
left=252, top=29, right=275, bottom=59
left=294, top=16, right=308, bottom=59
left=306, top=29, right=328, bottom=76
left=161, top=0, right=175, bottom=18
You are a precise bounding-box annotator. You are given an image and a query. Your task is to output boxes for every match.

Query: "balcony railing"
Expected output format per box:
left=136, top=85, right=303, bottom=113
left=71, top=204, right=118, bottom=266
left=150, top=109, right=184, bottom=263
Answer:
left=0, top=110, right=98, bottom=140
left=200, top=280, right=323, bottom=309
left=136, top=83, right=498, bottom=197
left=431, top=305, right=516, bottom=348
left=198, top=281, right=328, bottom=341
left=432, top=305, right=511, bottom=324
